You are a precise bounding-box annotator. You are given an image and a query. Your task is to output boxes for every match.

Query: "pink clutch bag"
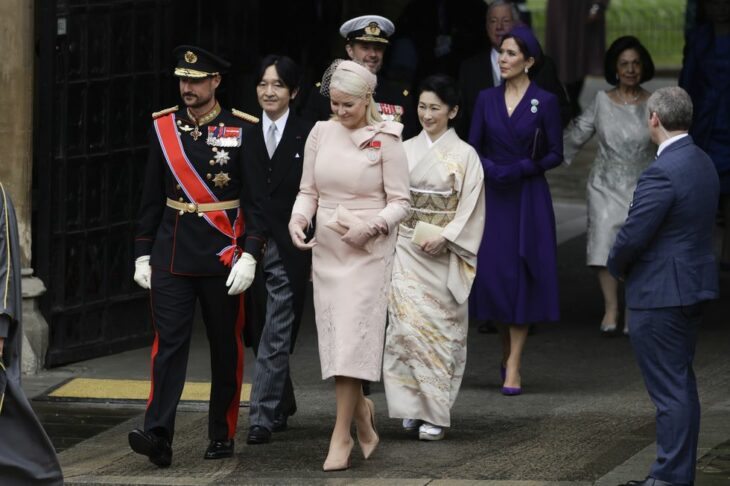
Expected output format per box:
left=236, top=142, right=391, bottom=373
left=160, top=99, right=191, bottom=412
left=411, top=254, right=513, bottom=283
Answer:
left=324, top=205, right=378, bottom=253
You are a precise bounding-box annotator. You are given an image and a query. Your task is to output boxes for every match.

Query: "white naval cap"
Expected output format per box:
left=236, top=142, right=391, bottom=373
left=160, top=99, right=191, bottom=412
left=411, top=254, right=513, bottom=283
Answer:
left=339, top=15, right=395, bottom=44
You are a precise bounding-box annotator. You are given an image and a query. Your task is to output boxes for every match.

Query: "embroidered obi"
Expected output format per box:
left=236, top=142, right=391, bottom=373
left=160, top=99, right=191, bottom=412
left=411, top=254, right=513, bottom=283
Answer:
left=401, top=187, right=459, bottom=229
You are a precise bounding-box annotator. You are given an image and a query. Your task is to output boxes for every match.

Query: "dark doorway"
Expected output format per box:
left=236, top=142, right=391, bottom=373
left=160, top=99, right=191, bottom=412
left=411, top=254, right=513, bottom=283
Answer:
left=31, top=0, right=346, bottom=366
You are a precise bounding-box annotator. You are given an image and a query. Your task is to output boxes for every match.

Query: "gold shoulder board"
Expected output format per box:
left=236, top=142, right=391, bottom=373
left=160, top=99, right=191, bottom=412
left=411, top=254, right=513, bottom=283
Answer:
left=151, top=105, right=179, bottom=119
left=232, top=108, right=260, bottom=124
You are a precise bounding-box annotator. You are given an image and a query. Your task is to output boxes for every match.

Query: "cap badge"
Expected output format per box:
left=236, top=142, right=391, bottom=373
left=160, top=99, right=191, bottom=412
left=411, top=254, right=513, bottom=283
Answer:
left=184, top=51, right=197, bottom=64
left=364, top=22, right=381, bottom=36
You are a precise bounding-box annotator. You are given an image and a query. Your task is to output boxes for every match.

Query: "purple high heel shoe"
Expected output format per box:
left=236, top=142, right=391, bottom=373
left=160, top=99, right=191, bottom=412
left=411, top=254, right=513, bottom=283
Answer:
left=501, top=363, right=521, bottom=395
left=501, top=386, right=522, bottom=396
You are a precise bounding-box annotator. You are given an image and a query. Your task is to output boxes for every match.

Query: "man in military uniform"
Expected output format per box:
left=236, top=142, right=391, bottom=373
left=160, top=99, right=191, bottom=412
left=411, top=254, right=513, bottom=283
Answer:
left=129, top=45, right=264, bottom=467
left=302, top=14, right=417, bottom=138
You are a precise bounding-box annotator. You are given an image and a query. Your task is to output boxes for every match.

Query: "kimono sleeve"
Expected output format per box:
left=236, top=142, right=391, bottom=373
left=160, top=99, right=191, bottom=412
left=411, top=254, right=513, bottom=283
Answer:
left=441, top=145, right=485, bottom=259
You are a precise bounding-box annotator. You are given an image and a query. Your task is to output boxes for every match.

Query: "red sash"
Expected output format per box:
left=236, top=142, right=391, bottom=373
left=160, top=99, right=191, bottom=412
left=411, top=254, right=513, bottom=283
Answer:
left=154, top=113, right=244, bottom=267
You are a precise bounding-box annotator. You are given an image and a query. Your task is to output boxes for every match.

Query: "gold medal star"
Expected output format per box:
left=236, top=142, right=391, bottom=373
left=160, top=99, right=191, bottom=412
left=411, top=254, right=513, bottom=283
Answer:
left=212, top=171, right=231, bottom=188
left=213, top=149, right=230, bottom=165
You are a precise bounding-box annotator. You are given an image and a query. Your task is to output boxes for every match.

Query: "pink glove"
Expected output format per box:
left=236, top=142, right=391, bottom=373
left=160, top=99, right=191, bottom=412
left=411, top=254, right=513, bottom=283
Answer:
left=341, top=218, right=380, bottom=249
left=289, top=213, right=316, bottom=250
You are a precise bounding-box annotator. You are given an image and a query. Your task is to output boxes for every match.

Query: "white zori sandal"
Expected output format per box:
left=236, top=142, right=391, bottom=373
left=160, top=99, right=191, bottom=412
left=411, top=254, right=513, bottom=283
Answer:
left=418, top=422, right=445, bottom=441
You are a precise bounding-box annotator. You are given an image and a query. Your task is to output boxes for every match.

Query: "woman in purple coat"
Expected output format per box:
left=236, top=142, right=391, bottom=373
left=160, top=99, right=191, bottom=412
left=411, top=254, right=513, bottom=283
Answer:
left=468, top=26, right=563, bottom=395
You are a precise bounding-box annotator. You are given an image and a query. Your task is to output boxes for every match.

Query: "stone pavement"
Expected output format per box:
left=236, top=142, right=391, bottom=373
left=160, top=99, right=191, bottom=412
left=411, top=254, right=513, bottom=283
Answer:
left=20, top=77, right=730, bottom=485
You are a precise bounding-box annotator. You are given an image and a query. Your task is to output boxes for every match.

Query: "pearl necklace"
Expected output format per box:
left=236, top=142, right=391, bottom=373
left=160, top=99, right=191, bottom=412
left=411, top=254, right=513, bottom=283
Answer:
left=617, top=89, right=640, bottom=105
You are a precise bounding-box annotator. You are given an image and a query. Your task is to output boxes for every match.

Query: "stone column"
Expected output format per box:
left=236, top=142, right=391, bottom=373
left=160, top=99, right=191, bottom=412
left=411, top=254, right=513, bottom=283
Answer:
left=0, top=0, right=48, bottom=373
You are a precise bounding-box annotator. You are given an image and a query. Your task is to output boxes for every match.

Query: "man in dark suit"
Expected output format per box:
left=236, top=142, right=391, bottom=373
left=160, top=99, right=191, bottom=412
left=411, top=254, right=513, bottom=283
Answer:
left=457, top=0, right=570, bottom=141
left=130, top=45, right=264, bottom=466
left=608, top=87, right=720, bottom=486
left=301, top=14, right=418, bottom=138
left=243, top=55, right=313, bottom=445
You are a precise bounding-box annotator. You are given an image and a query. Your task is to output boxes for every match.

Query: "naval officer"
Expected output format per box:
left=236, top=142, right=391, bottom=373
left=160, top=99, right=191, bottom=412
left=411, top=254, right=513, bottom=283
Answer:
left=302, top=14, right=417, bottom=138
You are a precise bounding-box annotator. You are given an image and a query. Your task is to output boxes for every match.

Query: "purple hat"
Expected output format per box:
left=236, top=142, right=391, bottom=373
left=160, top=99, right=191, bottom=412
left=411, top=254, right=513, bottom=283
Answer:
left=505, top=25, right=542, bottom=61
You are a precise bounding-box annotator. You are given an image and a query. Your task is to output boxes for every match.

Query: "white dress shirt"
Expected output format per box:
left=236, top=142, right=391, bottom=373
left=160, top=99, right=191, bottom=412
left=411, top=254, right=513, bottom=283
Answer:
left=490, top=48, right=501, bottom=86
left=657, top=133, right=689, bottom=157
left=261, top=109, right=290, bottom=148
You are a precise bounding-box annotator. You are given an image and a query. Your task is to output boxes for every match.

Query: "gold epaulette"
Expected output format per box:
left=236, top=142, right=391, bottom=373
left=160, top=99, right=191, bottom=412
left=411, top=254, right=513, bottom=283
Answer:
left=151, top=105, right=179, bottom=119
left=232, top=109, right=259, bottom=124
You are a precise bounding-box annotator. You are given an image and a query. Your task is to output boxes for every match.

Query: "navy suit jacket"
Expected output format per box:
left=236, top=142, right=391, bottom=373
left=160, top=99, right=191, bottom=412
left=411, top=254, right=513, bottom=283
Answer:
left=608, top=135, right=720, bottom=309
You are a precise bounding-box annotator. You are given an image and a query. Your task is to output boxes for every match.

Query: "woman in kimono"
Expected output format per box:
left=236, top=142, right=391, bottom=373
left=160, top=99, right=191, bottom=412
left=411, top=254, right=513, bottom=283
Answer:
left=288, top=60, right=410, bottom=471
left=0, top=182, right=63, bottom=485
left=383, top=74, right=485, bottom=441
left=564, top=36, right=655, bottom=335
left=468, top=26, right=563, bottom=395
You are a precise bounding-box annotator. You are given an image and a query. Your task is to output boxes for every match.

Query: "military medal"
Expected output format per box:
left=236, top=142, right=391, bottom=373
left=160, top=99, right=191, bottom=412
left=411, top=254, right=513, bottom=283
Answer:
left=190, top=125, right=202, bottom=141
left=376, top=102, right=404, bottom=123
left=212, top=171, right=231, bottom=187
left=366, top=140, right=381, bottom=162
left=207, top=125, right=242, bottom=147
left=213, top=149, right=230, bottom=165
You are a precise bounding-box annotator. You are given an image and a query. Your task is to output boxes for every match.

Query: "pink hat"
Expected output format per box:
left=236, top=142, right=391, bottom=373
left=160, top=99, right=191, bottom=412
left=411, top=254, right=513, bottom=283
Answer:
left=335, top=60, right=377, bottom=92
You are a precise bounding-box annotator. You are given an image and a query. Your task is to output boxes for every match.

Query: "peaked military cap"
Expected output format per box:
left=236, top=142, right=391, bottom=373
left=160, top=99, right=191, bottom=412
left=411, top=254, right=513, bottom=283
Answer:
left=172, top=45, right=231, bottom=79
left=339, top=15, right=395, bottom=45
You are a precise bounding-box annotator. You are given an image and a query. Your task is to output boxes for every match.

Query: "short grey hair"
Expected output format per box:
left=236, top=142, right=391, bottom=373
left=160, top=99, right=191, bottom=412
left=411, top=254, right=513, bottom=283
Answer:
left=647, top=86, right=693, bottom=132
left=486, top=0, right=521, bottom=22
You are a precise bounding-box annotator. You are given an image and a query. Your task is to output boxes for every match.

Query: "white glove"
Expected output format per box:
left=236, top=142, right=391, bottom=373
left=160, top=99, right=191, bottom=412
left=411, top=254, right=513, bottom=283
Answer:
left=134, top=255, right=152, bottom=289
left=226, top=252, right=257, bottom=295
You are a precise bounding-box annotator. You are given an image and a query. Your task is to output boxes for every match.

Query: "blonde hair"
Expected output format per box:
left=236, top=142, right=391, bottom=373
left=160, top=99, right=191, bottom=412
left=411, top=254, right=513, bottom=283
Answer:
left=329, top=68, right=382, bottom=125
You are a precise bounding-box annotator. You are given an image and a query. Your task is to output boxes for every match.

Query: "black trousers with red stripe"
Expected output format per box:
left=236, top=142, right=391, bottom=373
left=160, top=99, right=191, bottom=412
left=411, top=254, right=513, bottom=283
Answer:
left=145, top=268, right=244, bottom=443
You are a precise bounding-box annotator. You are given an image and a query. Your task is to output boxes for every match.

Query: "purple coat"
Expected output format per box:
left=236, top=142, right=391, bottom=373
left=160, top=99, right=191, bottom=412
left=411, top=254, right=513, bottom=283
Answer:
left=468, top=82, right=563, bottom=324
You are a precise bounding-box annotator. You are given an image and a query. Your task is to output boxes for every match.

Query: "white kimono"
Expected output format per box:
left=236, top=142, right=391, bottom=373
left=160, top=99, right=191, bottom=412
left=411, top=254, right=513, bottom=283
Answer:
left=383, top=128, right=485, bottom=427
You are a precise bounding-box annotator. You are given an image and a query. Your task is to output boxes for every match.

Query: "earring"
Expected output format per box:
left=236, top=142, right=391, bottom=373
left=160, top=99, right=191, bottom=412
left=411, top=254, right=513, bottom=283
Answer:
left=524, top=67, right=529, bottom=74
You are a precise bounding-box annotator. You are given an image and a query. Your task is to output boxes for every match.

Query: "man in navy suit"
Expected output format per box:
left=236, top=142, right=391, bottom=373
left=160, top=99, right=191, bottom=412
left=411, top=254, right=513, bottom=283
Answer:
left=242, top=55, right=313, bottom=445
left=608, top=86, right=720, bottom=486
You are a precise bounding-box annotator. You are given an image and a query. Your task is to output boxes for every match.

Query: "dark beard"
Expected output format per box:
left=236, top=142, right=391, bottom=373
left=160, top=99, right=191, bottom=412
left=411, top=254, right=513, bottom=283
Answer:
left=183, top=93, right=212, bottom=109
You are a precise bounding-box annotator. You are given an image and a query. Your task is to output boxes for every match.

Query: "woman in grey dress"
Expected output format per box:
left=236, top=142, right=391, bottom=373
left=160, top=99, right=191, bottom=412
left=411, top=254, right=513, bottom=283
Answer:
left=564, top=36, right=655, bottom=334
left=0, top=182, right=63, bottom=485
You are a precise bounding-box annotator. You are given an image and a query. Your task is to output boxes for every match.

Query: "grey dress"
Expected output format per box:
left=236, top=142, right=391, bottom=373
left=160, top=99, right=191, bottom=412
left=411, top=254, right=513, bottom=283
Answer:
left=564, top=90, right=655, bottom=266
left=0, top=183, right=63, bottom=485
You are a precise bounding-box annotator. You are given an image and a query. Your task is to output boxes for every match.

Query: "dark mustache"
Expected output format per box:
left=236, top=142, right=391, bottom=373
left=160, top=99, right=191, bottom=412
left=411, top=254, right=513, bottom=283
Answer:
left=183, top=92, right=198, bottom=98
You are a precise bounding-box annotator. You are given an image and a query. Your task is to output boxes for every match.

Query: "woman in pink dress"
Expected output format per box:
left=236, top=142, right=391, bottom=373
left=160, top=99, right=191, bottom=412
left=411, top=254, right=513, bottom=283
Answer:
left=289, top=60, right=410, bottom=471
